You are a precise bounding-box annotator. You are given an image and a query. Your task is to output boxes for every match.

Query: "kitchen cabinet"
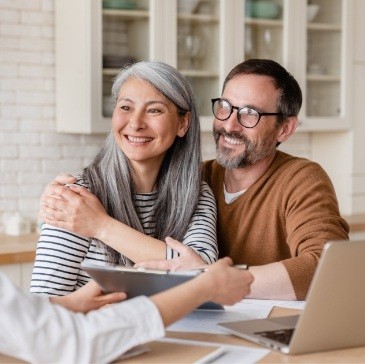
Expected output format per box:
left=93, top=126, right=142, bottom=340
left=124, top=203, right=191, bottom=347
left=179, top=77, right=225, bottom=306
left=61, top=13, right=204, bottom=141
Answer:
left=0, top=233, right=38, bottom=293
left=55, top=0, right=353, bottom=134
left=0, top=263, right=34, bottom=292
left=243, top=0, right=353, bottom=131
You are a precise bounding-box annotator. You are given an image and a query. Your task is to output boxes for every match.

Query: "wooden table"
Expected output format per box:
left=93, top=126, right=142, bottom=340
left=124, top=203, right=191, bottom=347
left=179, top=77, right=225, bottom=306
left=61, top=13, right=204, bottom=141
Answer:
left=1, top=222, right=365, bottom=363
left=2, top=306, right=362, bottom=363
left=115, top=306, right=365, bottom=363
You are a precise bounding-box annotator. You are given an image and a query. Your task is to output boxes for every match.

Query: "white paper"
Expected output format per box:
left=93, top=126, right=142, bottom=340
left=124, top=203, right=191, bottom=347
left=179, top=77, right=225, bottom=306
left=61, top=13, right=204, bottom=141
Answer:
left=167, top=302, right=272, bottom=334
left=241, top=298, right=306, bottom=310
left=160, top=337, right=270, bottom=364
left=196, top=346, right=269, bottom=364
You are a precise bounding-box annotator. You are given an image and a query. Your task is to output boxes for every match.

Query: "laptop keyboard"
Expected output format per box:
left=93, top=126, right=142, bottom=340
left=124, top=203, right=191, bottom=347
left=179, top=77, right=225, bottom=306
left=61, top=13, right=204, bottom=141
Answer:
left=254, top=328, right=294, bottom=345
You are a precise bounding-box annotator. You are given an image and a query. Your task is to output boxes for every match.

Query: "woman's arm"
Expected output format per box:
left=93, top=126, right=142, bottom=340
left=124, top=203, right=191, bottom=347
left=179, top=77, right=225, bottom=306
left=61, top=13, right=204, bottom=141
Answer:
left=50, top=279, right=127, bottom=312
left=40, top=184, right=168, bottom=262
left=40, top=180, right=217, bottom=266
left=150, top=257, right=253, bottom=326
left=30, top=223, right=91, bottom=295
left=0, top=258, right=253, bottom=363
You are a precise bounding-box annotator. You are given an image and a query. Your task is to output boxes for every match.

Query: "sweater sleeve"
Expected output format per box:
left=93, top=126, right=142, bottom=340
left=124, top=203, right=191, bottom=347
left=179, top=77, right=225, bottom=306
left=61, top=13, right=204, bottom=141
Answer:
left=281, top=161, right=349, bottom=299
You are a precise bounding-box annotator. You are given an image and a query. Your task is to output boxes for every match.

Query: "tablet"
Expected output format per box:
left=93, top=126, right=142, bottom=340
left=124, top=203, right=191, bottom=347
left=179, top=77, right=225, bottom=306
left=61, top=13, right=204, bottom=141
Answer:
left=81, top=263, right=224, bottom=310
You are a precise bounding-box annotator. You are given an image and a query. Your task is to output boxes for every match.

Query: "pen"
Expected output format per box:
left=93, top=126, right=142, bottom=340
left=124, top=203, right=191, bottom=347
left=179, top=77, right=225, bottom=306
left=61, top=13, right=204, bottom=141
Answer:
left=233, top=264, right=249, bottom=270
left=195, top=264, right=249, bottom=273
left=196, top=348, right=229, bottom=364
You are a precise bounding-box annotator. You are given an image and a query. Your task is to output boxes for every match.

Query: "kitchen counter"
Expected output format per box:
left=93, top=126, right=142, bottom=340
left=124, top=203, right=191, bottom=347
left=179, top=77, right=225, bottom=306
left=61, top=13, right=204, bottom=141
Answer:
left=0, top=233, right=38, bottom=265
left=344, top=214, right=365, bottom=232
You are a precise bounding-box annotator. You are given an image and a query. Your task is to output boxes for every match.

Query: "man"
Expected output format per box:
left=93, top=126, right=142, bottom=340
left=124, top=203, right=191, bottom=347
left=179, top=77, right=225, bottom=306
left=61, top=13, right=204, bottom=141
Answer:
left=136, top=59, right=349, bottom=300
left=0, top=257, right=252, bottom=363
left=200, top=59, right=349, bottom=300
left=41, top=60, right=348, bottom=301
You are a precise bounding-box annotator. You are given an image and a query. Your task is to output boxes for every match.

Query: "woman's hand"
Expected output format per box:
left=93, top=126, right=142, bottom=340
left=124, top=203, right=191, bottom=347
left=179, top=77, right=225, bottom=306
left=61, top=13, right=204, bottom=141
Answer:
left=134, top=237, right=207, bottom=271
left=200, top=257, right=253, bottom=305
left=40, top=183, right=112, bottom=240
left=50, top=280, right=127, bottom=313
left=150, top=257, right=254, bottom=326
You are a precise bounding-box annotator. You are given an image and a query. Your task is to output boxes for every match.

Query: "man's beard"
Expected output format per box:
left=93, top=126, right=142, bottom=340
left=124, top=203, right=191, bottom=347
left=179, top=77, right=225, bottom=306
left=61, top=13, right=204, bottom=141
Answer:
left=213, top=126, right=277, bottom=169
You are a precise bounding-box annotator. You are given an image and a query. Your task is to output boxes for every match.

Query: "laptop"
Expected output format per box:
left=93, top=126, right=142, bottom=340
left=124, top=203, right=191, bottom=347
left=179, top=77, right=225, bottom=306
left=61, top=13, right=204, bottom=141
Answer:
left=218, top=240, right=365, bottom=355
left=81, top=263, right=224, bottom=310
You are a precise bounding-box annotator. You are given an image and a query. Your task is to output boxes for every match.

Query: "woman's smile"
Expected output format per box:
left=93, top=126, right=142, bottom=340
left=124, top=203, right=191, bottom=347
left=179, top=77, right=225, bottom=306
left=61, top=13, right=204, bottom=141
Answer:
left=112, top=77, right=189, bottom=168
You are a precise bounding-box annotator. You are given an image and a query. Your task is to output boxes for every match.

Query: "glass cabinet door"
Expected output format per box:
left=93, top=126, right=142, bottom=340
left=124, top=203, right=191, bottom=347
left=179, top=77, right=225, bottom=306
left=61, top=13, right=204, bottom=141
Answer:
left=102, top=0, right=150, bottom=118
left=306, top=0, right=342, bottom=118
left=177, top=0, right=220, bottom=118
left=244, top=0, right=284, bottom=64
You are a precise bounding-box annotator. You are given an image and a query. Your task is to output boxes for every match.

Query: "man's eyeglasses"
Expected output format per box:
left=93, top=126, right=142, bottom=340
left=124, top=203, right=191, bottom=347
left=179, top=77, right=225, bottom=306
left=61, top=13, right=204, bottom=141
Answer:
left=211, top=98, right=285, bottom=128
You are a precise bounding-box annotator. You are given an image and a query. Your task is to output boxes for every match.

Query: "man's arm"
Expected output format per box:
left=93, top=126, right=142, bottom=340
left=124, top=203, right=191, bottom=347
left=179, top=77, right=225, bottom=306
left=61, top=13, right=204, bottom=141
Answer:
left=247, top=262, right=296, bottom=300
left=136, top=239, right=296, bottom=300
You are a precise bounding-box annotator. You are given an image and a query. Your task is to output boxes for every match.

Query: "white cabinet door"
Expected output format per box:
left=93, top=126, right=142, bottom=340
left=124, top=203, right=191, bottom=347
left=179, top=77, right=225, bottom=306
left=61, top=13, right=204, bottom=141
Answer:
left=0, top=264, right=21, bottom=289
left=0, top=262, right=33, bottom=293
left=21, top=262, right=34, bottom=293
left=243, top=0, right=353, bottom=131
left=353, top=0, right=365, bottom=62
left=55, top=0, right=353, bottom=133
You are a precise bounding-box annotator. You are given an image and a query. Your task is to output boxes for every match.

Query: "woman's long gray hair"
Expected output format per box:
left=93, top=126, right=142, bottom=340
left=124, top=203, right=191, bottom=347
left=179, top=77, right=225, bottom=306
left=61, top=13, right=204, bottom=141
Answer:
left=82, top=61, right=202, bottom=265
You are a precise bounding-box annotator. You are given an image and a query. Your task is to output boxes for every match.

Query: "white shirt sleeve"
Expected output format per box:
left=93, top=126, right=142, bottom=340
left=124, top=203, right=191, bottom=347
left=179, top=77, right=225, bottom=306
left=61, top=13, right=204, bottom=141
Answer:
left=0, top=273, right=165, bottom=363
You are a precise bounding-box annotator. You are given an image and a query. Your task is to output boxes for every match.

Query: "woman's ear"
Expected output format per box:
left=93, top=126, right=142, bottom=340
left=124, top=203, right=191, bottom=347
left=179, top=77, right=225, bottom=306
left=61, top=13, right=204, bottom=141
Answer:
left=277, top=116, right=299, bottom=144
left=177, top=111, right=191, bottom=137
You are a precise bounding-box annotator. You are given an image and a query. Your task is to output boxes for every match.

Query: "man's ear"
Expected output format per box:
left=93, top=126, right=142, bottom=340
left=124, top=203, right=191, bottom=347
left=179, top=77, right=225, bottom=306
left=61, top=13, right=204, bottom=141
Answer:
left=177, top=111, right=191, bottom=137
left=277, top=116, right=299, bottom=144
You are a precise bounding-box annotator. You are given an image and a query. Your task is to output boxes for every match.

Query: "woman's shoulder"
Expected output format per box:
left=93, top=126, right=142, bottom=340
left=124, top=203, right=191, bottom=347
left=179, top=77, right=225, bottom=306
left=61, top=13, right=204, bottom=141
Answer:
left=201, top=160, right=225, bottom=187
left=199, top=181, right=215, bottom=200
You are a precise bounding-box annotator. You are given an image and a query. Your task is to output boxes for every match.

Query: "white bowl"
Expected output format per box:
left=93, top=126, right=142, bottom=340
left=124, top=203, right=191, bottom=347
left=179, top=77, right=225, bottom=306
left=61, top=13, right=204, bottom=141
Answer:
left=307, top=4, right=319, bottom=22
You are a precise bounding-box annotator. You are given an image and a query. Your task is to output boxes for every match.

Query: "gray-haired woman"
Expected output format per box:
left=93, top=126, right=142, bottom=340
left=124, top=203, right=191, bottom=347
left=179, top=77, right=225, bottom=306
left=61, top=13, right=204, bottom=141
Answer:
left=31, top=61, right=218, bottom=296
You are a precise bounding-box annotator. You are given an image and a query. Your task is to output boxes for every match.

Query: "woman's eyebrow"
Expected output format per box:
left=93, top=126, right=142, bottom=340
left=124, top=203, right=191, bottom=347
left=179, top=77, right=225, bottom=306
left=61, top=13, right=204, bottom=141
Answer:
left=116, top=97, right=168, bottom=106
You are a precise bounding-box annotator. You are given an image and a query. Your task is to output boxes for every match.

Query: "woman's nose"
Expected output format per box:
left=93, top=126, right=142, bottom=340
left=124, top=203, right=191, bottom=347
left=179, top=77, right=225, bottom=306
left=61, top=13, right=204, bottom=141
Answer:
left=127, top=111, right=147, bottom=131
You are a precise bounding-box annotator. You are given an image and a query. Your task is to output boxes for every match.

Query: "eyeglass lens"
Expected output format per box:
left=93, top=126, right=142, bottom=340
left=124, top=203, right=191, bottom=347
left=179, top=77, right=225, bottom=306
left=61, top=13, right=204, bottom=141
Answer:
left=213, top=99, right=260, bottom=128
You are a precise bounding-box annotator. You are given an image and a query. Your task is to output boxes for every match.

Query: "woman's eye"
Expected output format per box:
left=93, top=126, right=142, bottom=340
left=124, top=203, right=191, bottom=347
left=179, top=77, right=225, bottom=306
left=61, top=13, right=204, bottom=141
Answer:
left=119, top=105, right=130, bottom=111
left=148, top=108, right=161, bottom=114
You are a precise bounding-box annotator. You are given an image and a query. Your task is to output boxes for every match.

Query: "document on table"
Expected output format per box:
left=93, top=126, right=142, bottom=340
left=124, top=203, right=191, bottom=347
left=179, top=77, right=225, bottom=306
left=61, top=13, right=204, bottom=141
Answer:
left=241, top=298, right=306, bottom=310
left=160, top=337, right=270, bottom=364
left=167, top=300, right=272, bottom=334
left=167, top=298, right=306, bottom=335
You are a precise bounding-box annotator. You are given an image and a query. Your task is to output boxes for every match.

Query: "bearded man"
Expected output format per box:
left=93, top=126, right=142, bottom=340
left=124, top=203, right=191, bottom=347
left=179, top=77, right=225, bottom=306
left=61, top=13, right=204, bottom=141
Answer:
left=201, top=59, right=349, bottom=300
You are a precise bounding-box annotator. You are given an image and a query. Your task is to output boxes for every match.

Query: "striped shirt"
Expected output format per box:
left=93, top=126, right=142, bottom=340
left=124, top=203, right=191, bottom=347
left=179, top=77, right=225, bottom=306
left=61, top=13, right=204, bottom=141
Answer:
left=30, top=181, right=217, bottom=296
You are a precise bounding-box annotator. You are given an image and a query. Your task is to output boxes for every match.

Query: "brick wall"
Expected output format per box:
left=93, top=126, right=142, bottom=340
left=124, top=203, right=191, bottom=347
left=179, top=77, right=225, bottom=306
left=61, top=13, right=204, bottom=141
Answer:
left=0, top=1, right=312, bottom=232
left=0, top=1, right=104, bottom=232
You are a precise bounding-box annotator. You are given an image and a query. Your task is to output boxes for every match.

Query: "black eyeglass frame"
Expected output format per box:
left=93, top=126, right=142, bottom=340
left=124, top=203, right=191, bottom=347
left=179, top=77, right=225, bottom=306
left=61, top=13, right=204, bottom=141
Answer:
left=211, top=98, right=285, bottom=128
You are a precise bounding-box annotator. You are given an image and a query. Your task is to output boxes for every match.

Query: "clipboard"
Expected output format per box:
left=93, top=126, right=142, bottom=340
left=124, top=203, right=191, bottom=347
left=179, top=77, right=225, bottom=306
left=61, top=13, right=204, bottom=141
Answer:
left=81, top=263, right=224, bottom=310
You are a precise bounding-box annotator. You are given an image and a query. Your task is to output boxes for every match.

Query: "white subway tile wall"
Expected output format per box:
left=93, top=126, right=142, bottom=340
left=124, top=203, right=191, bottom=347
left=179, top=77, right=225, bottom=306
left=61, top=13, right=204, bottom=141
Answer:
left=0, top=1, right=105, bottom=231
left=0, top=1, right=311, bottom=232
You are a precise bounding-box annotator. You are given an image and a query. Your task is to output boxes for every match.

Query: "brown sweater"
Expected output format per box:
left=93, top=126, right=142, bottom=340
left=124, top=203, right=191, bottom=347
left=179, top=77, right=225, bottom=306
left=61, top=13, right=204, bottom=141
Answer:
left=202, top=151, right=349, bottom=300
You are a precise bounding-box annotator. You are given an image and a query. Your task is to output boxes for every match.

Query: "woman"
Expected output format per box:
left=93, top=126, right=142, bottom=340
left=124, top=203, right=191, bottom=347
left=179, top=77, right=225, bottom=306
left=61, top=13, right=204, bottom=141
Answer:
left=3, top=258, right=253, bottom=363
left=31, top=61, right=217, bottom=296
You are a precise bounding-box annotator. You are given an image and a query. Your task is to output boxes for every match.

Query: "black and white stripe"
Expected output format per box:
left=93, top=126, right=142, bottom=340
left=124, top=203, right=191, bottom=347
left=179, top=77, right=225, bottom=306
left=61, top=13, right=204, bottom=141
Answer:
left=30, top=181, right=217, bottom=296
